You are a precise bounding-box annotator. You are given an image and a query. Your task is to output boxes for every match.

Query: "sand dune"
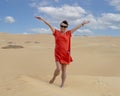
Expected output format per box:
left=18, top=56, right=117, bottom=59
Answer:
left=0, top=74, right=120, bottom=96
left=0, top=33, right=120, bottom=96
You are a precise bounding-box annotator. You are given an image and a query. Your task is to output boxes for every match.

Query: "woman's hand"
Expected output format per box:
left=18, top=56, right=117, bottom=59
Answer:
left=81, top=20, right=90, bottom=26
left=35, top=16, right=43, bottom=20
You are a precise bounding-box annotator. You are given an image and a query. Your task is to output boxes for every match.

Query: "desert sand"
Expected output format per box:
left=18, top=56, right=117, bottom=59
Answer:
left=0, top=33, right=120, bottom=96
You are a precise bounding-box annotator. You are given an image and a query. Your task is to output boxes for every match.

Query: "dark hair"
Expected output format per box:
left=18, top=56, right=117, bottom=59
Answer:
left=62, top=20, right=68, bottom=26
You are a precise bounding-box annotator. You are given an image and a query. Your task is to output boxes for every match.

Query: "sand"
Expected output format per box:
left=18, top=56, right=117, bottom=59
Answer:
left=0, top=33, right=120, bottom=96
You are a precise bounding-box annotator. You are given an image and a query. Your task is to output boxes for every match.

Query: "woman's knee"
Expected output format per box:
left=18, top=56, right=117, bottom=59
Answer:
left=55, top=61, right=61, bottom=73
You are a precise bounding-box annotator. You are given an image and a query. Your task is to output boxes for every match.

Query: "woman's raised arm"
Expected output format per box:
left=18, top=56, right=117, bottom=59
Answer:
left=35, top=16, right=55, bottom=33
left=71, top=20, right=90, bottom=33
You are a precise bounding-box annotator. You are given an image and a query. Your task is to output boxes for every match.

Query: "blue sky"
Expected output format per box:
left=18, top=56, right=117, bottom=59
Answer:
left=0, top=0, right=120, bottom=36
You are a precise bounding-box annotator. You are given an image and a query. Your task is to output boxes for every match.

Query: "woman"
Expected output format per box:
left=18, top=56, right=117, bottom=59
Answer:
left=35, top=16, right=89, bottom=87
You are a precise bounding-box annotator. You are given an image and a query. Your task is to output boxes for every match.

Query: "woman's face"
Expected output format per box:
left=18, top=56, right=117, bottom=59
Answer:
left=60, top=23, right=68, bottom=33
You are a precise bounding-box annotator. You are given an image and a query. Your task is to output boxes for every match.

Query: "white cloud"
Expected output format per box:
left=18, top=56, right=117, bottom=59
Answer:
left=76, top=29, right=93, bottom=35
left=31, top=1, right=120, bottom=35
left=99, top=13, right=120, bottom=30
left=30, top=28, right=51, bottom=34
left=37, top=5, right=87, bottom=20
left=86, top=13, right=120, bottom=30
left=35, top=3, right=120, bottom=30
left=109, top=0, right=120, bottom=11
left=5, top=16, right=15, bottom=24
left=108, top=25, right=119, bottom=30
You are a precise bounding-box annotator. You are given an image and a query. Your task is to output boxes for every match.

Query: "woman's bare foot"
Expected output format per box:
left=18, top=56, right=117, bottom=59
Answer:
left=60, top=84, right=64, bottom=88
left=49, top=79, right=54, bottom=84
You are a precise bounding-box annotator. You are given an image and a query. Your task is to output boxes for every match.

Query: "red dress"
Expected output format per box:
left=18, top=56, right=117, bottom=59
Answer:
left=53, top=29, right=73, bottom=64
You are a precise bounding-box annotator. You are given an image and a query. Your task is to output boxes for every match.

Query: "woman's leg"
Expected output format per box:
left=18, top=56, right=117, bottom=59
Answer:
left=60, top=64, right=67, bottom=87
left=49, top=61, right=61, bottom=84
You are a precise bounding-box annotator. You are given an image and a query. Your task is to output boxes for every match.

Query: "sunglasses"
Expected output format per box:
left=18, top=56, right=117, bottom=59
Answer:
left=60, top=25, right=68, bottom=28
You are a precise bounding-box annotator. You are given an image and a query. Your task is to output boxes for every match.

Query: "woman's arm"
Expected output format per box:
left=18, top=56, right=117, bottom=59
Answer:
left=35, top=16, right=55, bottom=33
left=71, top=20, right=90, bottom=33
